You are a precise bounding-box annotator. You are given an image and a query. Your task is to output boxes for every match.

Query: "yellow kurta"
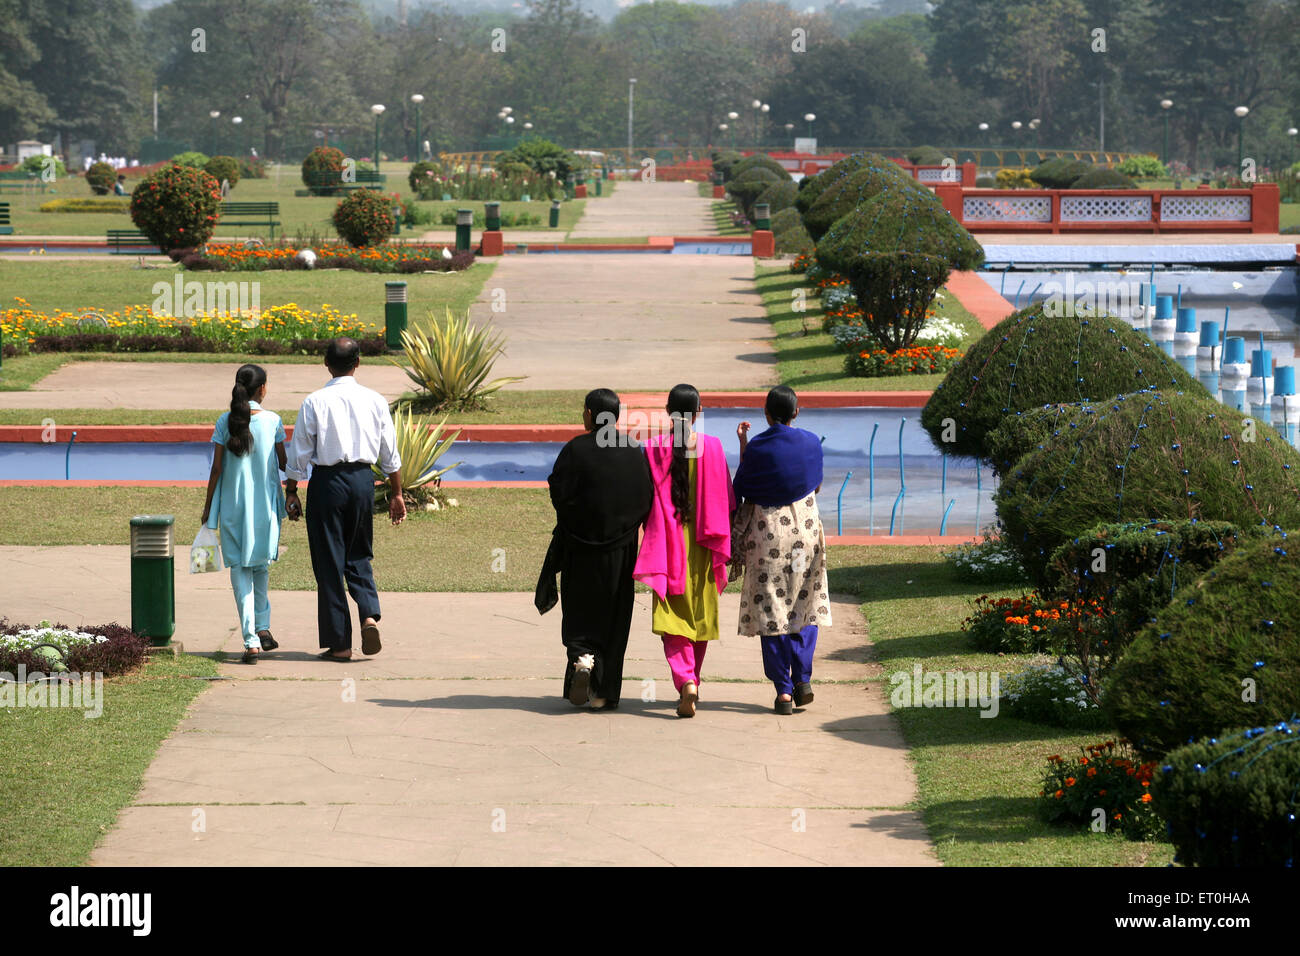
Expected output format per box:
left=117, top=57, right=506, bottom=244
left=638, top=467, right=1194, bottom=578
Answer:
left=651, top=457, right=721, bottom=641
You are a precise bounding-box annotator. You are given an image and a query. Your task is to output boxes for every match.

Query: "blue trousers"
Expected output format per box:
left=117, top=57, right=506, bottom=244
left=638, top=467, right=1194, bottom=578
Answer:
left=230, top=564, right=270, bottom=649
left=305, top=461, right=381, bottom=651
left=760, top=625, right=818, bottom=697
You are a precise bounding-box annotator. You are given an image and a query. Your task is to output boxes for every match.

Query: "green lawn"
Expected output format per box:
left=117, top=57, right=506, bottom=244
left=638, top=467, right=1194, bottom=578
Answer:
left=754, top=264, right=986, bottom=391
left=830, top=545, right=1175, bottom=867
left=711, top=199, right=748, bottom=236
left=0, top=650, right=219, bottom=866
left=4, top=162, right=594, bottom=240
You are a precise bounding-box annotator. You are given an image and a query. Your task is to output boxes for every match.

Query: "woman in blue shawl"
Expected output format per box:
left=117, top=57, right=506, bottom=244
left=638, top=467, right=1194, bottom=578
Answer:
left=732, top=386, right=832, bottom=715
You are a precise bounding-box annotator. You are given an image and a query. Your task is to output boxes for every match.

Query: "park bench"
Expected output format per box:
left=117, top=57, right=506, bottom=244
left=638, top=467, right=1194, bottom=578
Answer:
left=106, top=229, right=159, bottom=254
left=216, top=201, right=281, bottom=239
left=0, top=202, right=11, bottom=234
left=301, top=169, right=386, bottom=194
left=0, top=170, right=47, bottom=193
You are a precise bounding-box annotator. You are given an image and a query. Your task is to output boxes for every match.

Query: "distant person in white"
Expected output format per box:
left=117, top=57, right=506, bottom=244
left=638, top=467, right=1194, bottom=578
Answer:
left=284, top=338, right=405, bottom=661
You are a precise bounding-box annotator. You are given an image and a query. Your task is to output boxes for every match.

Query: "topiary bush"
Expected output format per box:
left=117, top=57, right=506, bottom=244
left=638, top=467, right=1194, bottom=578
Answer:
left=1030, top=158, right=1094, bottom=188
left=905, top=145, right=947, bottom=166
left=1070, top=168, right=1137, bottom=189
left=994, top=390, right=1300, bottom=587
left=332, top=189, right=396, bottom=247
left=1116, top=155, right=1167, bottom=179
left=129, top=163, right=222, bottom=252
left=922, top=302, right=1209, bottom=461
left=169, top=151, right=210, bottom=169
left=726, top=154, right=790, bottom=183
left=711, top=150, right=745, bottom=180
left=494, top=138, right=577, bottom=181
left=1153, top=719, right=1300, bottom=866
left=755, top=180, right=798, bottom=216
left=801, top=163, right=924, bottom=242
left=727, top=167, right=784, bottom=218
left=302, top=146, right=346, bottom=196
left=203, top=155, right=240, bottom=190
left=815, top=184, right=984, bottom=352
left=85, top=161, right=116, bottom=195
left=408, top=160, right=443, bottom=194
left=771, top=207, right=814, bottom=254
left=795, top=152, right=908, bottom=221
left=1106, top=536, right=1300, bottom=760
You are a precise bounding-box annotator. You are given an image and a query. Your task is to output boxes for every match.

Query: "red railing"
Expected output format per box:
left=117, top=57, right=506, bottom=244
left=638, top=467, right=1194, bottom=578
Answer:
left=932, top=182, right=1280, bottom=234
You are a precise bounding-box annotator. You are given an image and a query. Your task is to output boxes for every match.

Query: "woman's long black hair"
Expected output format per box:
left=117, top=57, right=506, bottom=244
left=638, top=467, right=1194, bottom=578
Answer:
left=226, top=364, right=267, bottom=457
left=667, top=383, right=700, bottom=525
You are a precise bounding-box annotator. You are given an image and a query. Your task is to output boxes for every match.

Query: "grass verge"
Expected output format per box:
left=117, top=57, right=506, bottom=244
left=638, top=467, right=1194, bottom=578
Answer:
left=754, top=264, right=985, bottom=391
left=830, top=545, right=1174, bottom=866
left=711, top=200, right=748, bottom=236
left=0, top=650, right=219, bottom=865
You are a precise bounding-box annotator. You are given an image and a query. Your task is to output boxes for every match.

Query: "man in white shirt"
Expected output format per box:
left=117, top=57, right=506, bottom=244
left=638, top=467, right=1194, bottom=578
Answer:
left=285, top=338, right=405, bottom=660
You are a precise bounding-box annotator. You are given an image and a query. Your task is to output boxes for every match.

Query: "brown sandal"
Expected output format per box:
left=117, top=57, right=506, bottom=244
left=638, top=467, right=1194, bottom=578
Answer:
left=677, top=682, right=698, bottom=718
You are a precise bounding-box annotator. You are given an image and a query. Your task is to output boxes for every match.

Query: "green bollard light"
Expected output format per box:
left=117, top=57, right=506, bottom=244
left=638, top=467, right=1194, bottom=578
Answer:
left=595, top=177, right=602, bottom=196
left=565, top=173, right=575, bottom=200
left=754, top=202, right=771, bottom=231
left=130, top=515, right=176, bottom=647
left=455, top=208, right=473, bottom=252
left=384, top=280, right=408, bottom=349
left=484, top=201, right=501, bottom=232
left=549, top=199, right=561, bottom=228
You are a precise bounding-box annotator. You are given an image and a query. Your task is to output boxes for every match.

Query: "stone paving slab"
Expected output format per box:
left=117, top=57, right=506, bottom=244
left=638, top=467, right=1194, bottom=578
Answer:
left=566, top=180, right=715, bottom=238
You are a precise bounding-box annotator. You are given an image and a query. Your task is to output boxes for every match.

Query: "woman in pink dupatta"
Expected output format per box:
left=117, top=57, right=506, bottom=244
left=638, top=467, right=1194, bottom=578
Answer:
left=633, top=384, right=735, bottom=718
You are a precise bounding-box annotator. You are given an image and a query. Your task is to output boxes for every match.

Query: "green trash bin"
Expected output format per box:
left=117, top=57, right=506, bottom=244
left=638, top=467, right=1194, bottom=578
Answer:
left=130, top=514, right=175, bottom=646
left=385, top=281, right=408, bottom=349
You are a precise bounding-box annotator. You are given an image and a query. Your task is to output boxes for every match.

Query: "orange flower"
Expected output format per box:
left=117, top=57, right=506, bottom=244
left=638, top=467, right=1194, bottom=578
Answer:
left=1141, top=793, right=1152, bottom=804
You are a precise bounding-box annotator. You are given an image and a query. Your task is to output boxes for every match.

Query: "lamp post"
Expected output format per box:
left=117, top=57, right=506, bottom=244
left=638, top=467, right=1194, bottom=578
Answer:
left=231, top=115, right=243, bottom=156
left=1234, top=105, right=1249, bottom=171
left=719, top=123, right=730, bottom=150
left=208, top=110, right=220, bottom=155
left=370, top=104, right=386, bottom=175
left=1288, top=127, right=1298, bottom=167
left=1011, top=120, right=1022, bottom=162
left=1160, top=98, right=1173, bottom=165
left=784, top=122, right=795, bottom=147
left=627, top=78, right=636, bottom=173
left=410, top=94, right=424, bottom=161
left=1028, top=117, right=1040, bottom=155
left=727, top=111, right=739, bottom=149
left=804, top=112, right=816, bottom=141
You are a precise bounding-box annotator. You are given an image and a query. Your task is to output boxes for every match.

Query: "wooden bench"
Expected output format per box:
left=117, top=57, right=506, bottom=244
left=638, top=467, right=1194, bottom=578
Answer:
left=106, top=229, right=159, bottom=254
left=0, top=202, right=11, bottom=235
left=216, top=201, right=281, bottom=239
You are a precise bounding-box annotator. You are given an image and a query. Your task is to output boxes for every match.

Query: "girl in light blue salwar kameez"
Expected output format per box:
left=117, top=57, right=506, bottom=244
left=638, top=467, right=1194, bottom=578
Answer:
left=202, top=364, right=289, bottom=663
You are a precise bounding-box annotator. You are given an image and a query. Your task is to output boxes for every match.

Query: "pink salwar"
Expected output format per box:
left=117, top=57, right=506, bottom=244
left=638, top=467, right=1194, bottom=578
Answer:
left=662, top=633, right=708, bottom=692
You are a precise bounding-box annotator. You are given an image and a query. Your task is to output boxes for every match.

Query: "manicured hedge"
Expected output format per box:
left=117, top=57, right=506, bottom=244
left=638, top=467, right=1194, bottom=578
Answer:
left=725, top=154, right=790, bottom=183
left=794, top=152, right=901, bottom=217
left=727, top=167, right=784, bottom=217
left=1153, top=719, right=1300, bottom=867
left=801, top=163, right=923, bottom=242
left=771, top=207, right=813, bottom=254
left=994, top=389, right=1300, bottom=587
left=1071, top=168, right=1137, bottom=189
left=922, top=302, right=1209, bottom=460
left=755, top=180, right=798, bottom=216
left=1106, top=536, right=1300, bottom=759
left=1030, top=158, right=1093, bottom=188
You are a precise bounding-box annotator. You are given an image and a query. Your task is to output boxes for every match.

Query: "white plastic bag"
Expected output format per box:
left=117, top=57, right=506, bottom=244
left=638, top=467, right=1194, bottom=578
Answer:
left=190, top=526, right=224, bottom=574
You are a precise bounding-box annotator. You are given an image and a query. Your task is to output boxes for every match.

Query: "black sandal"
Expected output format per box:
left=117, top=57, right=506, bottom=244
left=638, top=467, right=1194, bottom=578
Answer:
left=317, top=650, right=352, bottom=662
left=794, top=682, right=814, bottom=707
left=241, top=648, right=259, bottom=664
left=774, top=696, right=793, bottom=715
left=257, top=630, right=279, bottom=652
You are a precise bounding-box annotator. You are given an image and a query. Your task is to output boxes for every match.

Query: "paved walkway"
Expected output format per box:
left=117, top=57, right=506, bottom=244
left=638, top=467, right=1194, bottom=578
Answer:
left=567, top=180, right=715, bottom=238
left=1, top=545, right=935, bottom=866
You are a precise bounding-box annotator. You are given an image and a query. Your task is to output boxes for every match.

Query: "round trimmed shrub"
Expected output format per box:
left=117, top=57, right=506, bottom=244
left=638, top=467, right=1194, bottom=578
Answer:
left=203, top=155, right=240, bottom=190
left=906, top=145, right=946, bottom=166
left=771, top=207, right=813, bottom=255
left=129, top=163, right=222, bottom=252
left=801, top=163, right=925, bottom=241
left=922, top=302, right=1209, bottom=461
left=302, top=146, right=346, bottom=196
left=86, top=161, right=116, bottom=195
left=1070, top=167, right=1137, bottom=189
left=1029, top=158, right=1093, bottom=188
left=711, top=150, right=745, bottom=179
left=408, top=160, right=443, bottom=194
left=1107, top=536, right=1300, bottom=759
left=727, top=167, right=783, bottom=217
left=726, top=154, right=790, bottom=184
left=816, top=185, right=983, bottom=352
left=795, top=152, right=905, bottom=217
left=1153, top=719, right=1300, bottom=866
left=332, top=189, right=396, bottom=247
left=994, top=390, right=1300, bottom=586
left=169, top=151, right=210, bottom=169
left=756, top=180, right=798, bottom=216
left=1116, top=155, right=1167, bottom=179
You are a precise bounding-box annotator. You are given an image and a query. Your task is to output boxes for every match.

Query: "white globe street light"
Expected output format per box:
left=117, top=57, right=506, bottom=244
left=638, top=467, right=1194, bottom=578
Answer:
left=371, top=104, right=386, bottom=174
left=1234, top=105, right=1249, bottom=168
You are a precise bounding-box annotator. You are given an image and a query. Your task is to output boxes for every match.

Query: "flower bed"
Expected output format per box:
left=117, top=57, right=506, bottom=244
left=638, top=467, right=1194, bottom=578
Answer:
left=846, top=344, right=961, bottom=377
left=0, top=619, right=149, bottom=677
left=1, top=298, right=383, bottom=357
left=1000, top=663, right=1109, bottom=729
left=1038, top=740, right=1162, bottom=840
left=186, top=242, right=476, bottom=274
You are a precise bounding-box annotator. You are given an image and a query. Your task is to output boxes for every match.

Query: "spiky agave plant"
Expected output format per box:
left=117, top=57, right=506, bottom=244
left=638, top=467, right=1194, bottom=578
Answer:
left=394, top=307, right=525, bottom=410
left=373, top=406, right=463, bottom=506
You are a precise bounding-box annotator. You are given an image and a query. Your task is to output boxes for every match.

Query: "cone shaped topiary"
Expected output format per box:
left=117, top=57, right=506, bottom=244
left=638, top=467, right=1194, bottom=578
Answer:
left=771, top=207, right=814, bottom=254
left=815, top=184, right=983, bottom=351
left=727, top=167, right=784, bottom=217
left=922, top=303, right=1210, bottom=461
left=801, top=163, right=926, bottom=241
left=994, top=389, right=1300, bottom=587
left=795, top=152, right=906, bottom=217
left=1107, top=536, right=1300, bottom=760
left=756, top=180, right=798, bottom=216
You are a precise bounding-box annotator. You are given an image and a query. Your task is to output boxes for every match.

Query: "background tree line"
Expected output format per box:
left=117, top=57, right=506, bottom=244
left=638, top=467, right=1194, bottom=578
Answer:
left=3, top=0, right=1298, bottom=170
